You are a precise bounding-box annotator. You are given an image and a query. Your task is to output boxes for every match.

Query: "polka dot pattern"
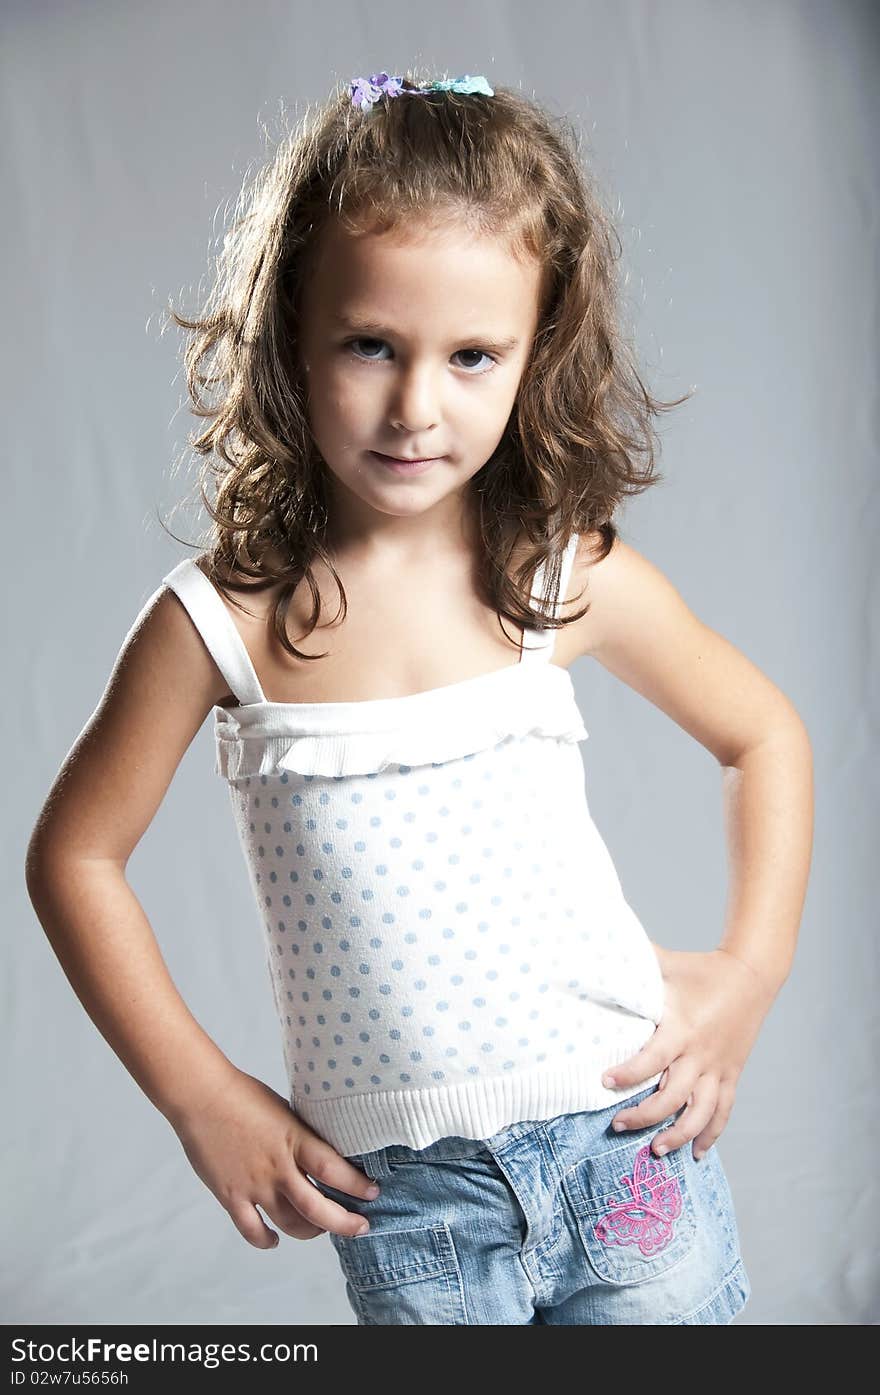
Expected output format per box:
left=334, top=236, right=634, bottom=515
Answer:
left=228, top=733, right=665, bottom=1120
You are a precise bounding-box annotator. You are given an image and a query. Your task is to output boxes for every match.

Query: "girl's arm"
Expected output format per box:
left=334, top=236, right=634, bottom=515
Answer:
left=25, top=586, right=377, bottom=1247
left=569, top=534, right=814, bottom=1157
left=572, top=533, right=813, bottom=989
left=25, top=588, right=238, bottom=1123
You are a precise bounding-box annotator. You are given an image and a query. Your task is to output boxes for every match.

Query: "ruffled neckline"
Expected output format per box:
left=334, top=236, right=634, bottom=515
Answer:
left=213, top=659, right=588, bottom=780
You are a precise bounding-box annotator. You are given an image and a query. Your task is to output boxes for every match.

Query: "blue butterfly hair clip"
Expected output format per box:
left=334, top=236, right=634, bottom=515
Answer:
left=349, top=73, right=494, bottom=113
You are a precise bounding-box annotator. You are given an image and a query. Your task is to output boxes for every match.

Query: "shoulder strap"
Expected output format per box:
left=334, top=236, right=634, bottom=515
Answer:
left=520, top=533, right=580, bottom=664
left=161, top=558, right=267, bottom=706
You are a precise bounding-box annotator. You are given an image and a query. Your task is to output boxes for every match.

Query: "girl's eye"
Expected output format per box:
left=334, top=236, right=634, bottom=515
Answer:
left=344, top=338, right=497, bottom=375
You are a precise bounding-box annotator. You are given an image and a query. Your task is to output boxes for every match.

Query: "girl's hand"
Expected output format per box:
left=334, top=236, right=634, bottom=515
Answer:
left=603, top=945, right=778, bottom=1161
left=171, top=1066, right=380, bottom=1249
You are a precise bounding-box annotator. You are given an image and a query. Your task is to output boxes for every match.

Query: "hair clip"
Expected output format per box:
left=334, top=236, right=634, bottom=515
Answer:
left=349, top=73, right=494, bottom=112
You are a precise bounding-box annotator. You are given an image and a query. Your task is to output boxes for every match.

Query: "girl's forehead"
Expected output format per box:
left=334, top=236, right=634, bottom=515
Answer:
left=308, top=215, right=543, bottom=301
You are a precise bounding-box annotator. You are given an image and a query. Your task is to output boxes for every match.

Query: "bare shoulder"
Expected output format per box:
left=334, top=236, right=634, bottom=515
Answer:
left=157, top=574, right=244, bottom=706
left=561, top=529, right=718, bottom=665
left=27, top=582, right=232, bottom=867
left=561, top=531, right=803, bottom=764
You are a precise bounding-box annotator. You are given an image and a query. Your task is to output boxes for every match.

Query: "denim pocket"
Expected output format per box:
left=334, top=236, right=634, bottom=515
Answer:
left=328, top=1222, right=468, bottom=1325
left=563, top=1121, right=697, bottom=1286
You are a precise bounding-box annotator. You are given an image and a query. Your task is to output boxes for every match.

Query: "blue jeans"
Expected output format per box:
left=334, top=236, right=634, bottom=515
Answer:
left=312, top=1082, right=751, bottom=1324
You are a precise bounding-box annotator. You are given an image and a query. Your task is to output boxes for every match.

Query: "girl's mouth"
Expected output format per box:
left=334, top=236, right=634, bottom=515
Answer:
left=369, top=452, right=445, bottom=475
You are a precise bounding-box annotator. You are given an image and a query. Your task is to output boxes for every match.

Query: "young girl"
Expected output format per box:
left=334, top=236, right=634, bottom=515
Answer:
left=25, top=71, right=813, bottom=1326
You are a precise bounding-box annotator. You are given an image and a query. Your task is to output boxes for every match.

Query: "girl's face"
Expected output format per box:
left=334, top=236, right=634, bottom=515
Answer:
left=296, top=215, right=545, bottom=538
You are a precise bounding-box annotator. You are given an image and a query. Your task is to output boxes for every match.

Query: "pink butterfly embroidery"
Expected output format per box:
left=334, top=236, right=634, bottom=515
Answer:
left=593, top=1144, right=683, bottom=1257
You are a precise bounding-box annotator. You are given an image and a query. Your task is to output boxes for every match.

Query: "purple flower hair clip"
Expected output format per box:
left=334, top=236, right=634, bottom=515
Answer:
left=349, top=73, right=494, bottom=113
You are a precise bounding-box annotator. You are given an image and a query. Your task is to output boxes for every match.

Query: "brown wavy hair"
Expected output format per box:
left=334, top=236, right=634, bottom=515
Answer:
left=163, top=71, right=692, bottom=660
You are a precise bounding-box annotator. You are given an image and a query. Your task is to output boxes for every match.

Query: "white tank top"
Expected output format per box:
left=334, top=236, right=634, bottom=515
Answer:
left=162, top=535, right=664, bottom=1155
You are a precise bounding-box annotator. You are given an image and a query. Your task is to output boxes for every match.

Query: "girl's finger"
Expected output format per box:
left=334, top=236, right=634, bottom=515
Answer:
left=300, top=1146, right=382, bottom=1202
left=226, top=1197, right=282, bottom=1251
left=268, top=1187, right=326, bottom=1240
left=601, top=1022, right=675, bottom=1091
left=610, top=1055, right=693, bottom=1133
left=651, top=1075, right=718, bottom=1158
left=692, top=1080, right=736, bottom=1158
left=282, top=1166, right=373, bottom=1239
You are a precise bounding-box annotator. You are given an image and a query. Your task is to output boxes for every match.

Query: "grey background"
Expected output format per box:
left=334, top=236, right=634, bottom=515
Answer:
left=4, top=0, right=877, bottom=1325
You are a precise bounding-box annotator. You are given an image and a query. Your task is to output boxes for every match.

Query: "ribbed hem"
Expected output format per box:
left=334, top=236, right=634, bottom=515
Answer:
left=291, top=1035, right=662, bottom=1155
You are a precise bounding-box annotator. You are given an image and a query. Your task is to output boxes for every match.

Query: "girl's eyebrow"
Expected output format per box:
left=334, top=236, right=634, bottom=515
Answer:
left=331, top=313, right=520, bottom=354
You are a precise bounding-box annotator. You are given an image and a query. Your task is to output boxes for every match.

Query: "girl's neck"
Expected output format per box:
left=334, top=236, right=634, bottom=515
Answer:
left=323, top=484, right=481, bottom=571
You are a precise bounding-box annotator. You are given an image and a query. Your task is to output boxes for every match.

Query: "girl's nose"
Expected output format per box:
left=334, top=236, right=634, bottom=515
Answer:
left=388, top=366, right=441, bottom=434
